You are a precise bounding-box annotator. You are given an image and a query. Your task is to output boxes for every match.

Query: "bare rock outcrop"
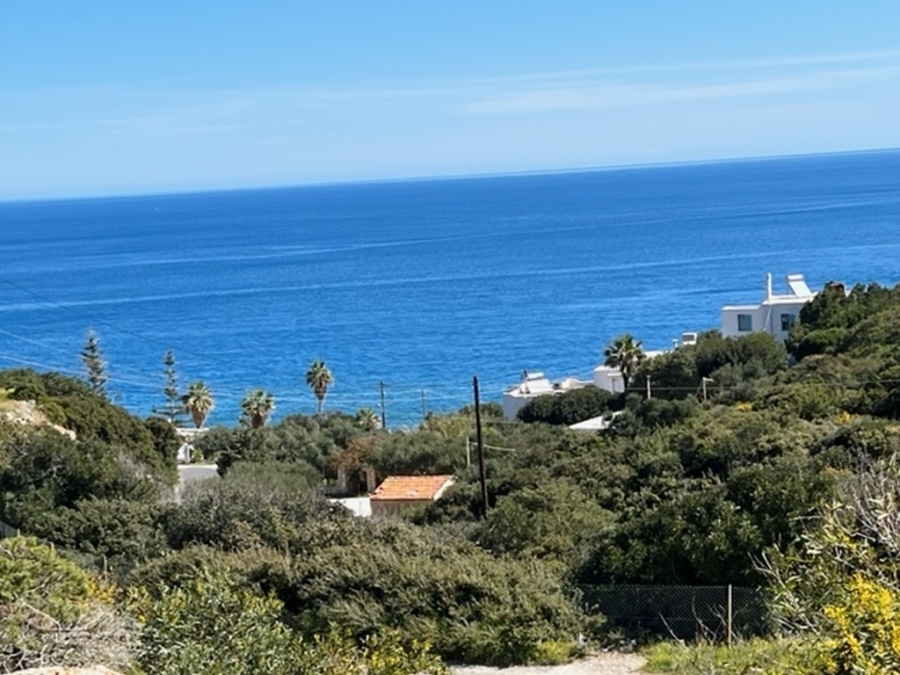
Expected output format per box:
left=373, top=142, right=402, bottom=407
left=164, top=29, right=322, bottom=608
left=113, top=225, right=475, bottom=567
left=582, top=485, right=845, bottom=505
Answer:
left=0, top=399, right=76, bottom=440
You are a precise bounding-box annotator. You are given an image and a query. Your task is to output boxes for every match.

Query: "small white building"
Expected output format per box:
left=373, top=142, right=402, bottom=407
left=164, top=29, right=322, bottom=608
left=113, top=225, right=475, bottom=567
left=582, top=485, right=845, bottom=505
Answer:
left=721, top=273, right=816, bottom=341
left=175, top=427, right=208, bottom=464
left=593, top=349, right=667, bottom=394
left=501, top=371, right=589, bottom=421
left=592, top=365, right=625, bottom=394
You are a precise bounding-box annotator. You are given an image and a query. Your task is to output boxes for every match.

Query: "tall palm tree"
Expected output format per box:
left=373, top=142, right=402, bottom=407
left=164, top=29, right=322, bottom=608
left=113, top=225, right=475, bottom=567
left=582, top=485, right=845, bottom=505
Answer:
left=182, top=381, right=214, bottom=428
left=305, top=361, right=333, bottom=416
left=240, top=389, right=275, bottom=429
left=603, top=334, right=645, bottom=389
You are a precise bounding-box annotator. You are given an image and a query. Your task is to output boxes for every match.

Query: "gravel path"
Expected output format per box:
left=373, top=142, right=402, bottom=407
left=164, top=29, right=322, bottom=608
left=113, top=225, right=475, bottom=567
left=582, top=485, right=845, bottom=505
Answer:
left=451, top=653, right=646, bottom=675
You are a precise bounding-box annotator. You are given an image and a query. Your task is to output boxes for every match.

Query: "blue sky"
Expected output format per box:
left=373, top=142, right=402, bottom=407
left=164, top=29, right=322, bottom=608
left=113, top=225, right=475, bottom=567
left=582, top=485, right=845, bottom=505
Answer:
left=2, top=2, right=900, bottom=199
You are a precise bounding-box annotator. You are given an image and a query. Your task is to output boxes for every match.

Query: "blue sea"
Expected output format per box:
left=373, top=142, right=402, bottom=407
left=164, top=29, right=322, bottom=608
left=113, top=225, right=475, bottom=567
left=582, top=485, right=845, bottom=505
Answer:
left=2, top=150, right=899, bottom=426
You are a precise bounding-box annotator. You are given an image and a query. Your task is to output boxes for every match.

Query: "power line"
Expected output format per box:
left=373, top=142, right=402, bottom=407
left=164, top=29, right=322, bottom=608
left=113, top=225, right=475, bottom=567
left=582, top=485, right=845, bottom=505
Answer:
left=0, top=277, right=177, bottom=354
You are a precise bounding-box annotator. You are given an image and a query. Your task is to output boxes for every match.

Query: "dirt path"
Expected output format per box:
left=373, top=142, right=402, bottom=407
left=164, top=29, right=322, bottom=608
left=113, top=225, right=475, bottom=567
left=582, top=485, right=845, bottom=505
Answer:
left=451, top=652, right=646, bottom=675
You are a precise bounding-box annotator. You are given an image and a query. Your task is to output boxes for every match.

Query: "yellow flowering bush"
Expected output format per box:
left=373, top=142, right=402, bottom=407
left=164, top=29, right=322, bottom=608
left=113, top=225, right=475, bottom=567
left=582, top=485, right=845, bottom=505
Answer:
left=821, top=573, right=900, bottom=675
left=0, top=536, right=130, bottom=672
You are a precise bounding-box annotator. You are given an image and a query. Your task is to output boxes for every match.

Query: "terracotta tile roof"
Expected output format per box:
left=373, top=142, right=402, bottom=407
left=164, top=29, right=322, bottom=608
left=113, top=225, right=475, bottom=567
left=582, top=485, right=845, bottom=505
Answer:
left=370, top=475, right=454, bottom=501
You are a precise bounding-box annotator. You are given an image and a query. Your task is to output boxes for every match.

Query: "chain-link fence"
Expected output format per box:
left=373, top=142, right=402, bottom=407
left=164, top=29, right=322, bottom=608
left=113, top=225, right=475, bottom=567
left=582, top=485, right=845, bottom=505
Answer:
left=0, top=519, right=19, bottom=539
left=580, top=584, right=770, bottom=641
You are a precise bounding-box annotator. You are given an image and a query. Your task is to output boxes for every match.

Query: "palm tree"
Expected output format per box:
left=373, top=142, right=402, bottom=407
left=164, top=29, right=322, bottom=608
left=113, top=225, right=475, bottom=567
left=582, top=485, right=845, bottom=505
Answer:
left=182, top=381, right=214, bottom=428
left=603, top=334, right=645, bottom=389
left=240, top=389, right=275, bottom=429
left=305, top=361, right=333, bottom=416
left=355, top=406, right=380, bottom=431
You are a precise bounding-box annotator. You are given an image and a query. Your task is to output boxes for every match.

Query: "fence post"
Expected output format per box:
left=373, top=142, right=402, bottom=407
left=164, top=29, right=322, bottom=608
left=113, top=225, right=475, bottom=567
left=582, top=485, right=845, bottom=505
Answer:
left=727, top=584, right=733, bottom=647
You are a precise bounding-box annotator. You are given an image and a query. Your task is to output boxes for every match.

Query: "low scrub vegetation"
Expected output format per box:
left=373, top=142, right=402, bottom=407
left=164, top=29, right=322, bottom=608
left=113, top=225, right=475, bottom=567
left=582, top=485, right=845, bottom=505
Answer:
left=5, top=281, right=900, bottom=670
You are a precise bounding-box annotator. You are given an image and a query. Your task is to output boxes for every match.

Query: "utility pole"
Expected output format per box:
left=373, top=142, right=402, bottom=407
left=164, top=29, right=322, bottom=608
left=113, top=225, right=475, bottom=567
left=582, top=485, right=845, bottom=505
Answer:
left=701, top=377, right=712, bottom=403
left=421, top=388, right=427, bottom=421
left=473, top=376, right=489, bottom=518
left=379, top=381, right=387, bottom=430
left=646, top=375, right=652, bottom=400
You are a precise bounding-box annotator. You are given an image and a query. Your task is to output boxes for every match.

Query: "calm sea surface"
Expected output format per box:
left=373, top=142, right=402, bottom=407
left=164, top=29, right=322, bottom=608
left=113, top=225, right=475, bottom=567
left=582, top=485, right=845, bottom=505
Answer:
left=1, top=151, right=899, bottom=426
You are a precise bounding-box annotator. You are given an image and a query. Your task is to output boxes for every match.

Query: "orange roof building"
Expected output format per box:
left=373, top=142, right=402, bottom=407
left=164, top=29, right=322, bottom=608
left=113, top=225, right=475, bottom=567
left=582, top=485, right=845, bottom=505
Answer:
left=369, top=475, right=454, bottom=517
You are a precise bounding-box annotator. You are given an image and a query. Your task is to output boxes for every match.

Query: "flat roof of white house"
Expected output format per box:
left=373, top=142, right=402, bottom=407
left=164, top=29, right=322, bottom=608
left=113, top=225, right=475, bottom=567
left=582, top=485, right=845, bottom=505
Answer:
left=723, top=273, right=816, bottom=311
left=721, top=303, right=761, bottom=311
left=504, top=372, right=587, bottom=397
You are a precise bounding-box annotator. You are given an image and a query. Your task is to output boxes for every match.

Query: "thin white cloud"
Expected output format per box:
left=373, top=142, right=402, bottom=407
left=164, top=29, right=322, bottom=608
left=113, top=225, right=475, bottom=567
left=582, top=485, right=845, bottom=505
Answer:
left=2, top=48, right=899, bottom=140
left=464, top=65, right=900, bottom=115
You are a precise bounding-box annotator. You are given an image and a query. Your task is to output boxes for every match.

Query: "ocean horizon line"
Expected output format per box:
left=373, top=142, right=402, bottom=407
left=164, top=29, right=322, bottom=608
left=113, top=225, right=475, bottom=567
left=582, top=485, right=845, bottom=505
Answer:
left=3, top=145, right=899, bottom=207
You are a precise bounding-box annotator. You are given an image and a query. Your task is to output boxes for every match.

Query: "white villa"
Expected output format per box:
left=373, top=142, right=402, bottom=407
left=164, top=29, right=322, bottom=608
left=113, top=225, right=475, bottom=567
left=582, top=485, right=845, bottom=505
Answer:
left=501, top=371, right=590, bottom=421
left=502, top=349, right=670, bottom=421
left=721, top=273, right=816, bottom=341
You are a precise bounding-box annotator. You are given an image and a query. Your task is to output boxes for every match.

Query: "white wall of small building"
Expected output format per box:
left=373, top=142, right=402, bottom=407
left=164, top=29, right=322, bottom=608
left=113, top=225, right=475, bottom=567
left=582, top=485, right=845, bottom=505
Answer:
left=721, top=273, right=815, bottom=341
left=721, top=299, right=808, bottom=341
left=592, top=365, right=625, bottom=394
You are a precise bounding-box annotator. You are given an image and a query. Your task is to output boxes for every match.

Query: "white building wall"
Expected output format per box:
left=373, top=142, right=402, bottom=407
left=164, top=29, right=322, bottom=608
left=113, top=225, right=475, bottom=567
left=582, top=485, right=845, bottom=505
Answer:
left=592, top=366, right=625, bottom=394
left=722, top=301, right=808, bottom=340
left=721, top=305, right=765, bottom=338
left=721, top=274, right=815, bottom=341
left=501, top=392, right=531, bottom=422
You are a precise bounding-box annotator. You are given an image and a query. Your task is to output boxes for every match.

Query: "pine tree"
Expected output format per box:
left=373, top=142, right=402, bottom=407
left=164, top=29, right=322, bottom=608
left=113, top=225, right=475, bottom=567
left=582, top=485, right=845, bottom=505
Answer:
left=155, top=350, right=187, bottom=426
left=80, top=331, right=108, bottom=398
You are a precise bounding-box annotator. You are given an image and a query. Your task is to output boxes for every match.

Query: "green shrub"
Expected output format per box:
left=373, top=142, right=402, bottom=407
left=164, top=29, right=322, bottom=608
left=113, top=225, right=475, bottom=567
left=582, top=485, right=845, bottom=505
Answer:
left=277, top=521, right=586, bottom=666
left=518, top=387, right=614, bottom=425
left=136, top=518, right=587, bottom=667
left=163, top=461, right=344, bottom=551
left=129, top=570, right=448, bottom=675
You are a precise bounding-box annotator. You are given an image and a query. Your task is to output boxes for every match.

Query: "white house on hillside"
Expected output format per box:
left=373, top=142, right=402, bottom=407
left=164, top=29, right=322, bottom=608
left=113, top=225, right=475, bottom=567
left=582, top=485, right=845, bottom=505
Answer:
left=501, top=371, right=589, bottom=421
left=721, top=273, right=816, bottom=341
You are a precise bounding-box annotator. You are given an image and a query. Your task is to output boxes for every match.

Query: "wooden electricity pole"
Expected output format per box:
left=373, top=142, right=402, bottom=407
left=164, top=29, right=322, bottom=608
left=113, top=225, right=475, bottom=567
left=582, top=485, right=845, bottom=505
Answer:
left=473, top=376, right=489, bottom=518
left=379, top=381, right=387, bottom=430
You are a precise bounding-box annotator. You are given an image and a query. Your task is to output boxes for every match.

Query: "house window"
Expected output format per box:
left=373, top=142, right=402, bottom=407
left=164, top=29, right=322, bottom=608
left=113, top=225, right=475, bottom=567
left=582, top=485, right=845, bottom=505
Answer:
left=737, top=314, right=753, bottom=332
left=780, top=313, right=797, bottom=332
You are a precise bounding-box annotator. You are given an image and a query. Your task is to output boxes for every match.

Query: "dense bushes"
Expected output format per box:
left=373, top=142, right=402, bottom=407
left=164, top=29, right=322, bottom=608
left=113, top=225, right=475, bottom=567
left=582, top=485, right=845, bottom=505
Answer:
left=0, top=425, right=169, bottom=565
left=0, top=368, right=176, bottom=484
left=164, top=461, right=344, bottom=551
left=282, top=520, right=586, bottom=665
left=517, top=386, right=615, bottom=425
left=138, top=470, right=589, bottom=667
left=129, top=571, right=448, bottom=675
